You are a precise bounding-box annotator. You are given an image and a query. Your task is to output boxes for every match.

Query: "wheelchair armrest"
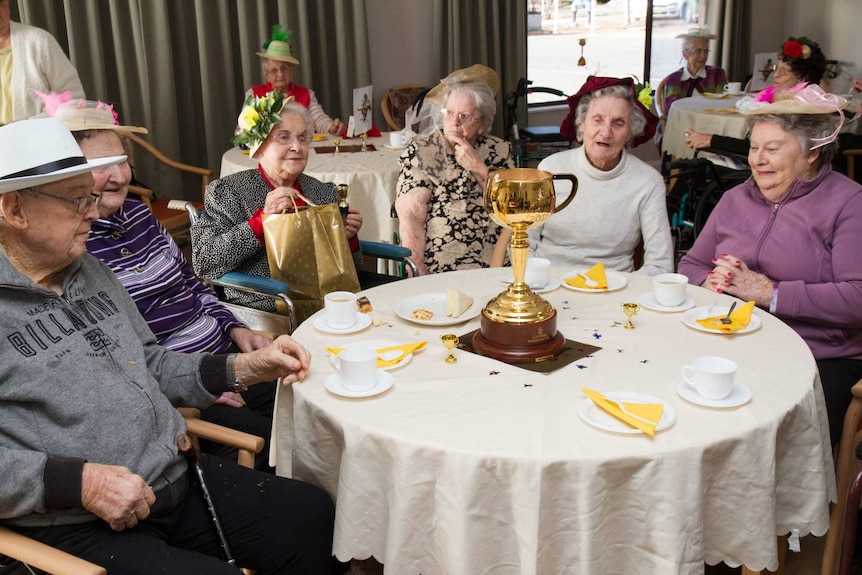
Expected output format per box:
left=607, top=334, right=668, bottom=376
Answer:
left=213, top=272, right=290, bottom=296
left=359, top=241, right=419, bottom=277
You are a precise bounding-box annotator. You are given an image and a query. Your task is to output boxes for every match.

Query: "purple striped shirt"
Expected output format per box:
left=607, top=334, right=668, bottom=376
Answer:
left=86, top=197, right=244, bottom=354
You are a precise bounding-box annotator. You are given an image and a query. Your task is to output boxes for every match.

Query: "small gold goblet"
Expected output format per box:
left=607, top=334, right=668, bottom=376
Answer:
left=332, top=136, right=342, bottom=154
left=622, top=303, right=639, bottom=330
left=360, top=132, right=368, bottom=152
left=441, top=334, right=459, bottom=364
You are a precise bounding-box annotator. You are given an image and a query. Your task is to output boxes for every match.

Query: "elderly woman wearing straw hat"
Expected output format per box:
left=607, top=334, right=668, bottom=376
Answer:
left=685, top=35, right=827, bottom=153
left=659, top=26, right=727, bottom=118
left=679, top=85, right=862, bottom=444
left=0, top=117, right=334, bottom=573
left=394, top=64, right=514, bottom=276
left=40, top=97, right=279, bottom=472
left=245, top=25, right=343, bottom=135
left=193, top=91, right=362, bottom=311
left=526, top=76, right=674, bottom=276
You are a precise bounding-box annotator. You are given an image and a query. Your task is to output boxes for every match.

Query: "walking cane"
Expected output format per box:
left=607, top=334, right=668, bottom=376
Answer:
left=177, top=433, right=236, bottom=566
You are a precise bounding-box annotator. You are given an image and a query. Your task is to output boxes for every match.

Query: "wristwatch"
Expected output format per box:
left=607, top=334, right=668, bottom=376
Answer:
left=225, top=354, right=248, bottom=393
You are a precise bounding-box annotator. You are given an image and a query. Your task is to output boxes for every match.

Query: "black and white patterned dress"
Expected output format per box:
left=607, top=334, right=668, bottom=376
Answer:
left=396, top=130, right=513, bottom=274
left=191, top=168, right=346, bottom=312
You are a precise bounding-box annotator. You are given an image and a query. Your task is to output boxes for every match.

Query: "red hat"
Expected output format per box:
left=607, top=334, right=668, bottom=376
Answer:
left=559, top=76, right=659, bottom=147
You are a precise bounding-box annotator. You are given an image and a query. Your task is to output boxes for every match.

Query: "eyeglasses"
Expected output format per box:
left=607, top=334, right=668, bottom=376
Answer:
left=265, top=64, right=295, bottom=77
left=441, top=108, right=480, bottom=126
left=272, top=131, right=311, bottom=146
left=687, top=48, right=710, bottom=56
left=32, top=190, right=102, bottom=214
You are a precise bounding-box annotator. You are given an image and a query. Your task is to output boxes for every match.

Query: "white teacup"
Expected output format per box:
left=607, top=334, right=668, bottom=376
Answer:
left=324, top=291, right=357, bottom=329
left=682, top=356, right=737, bottom=400
left=653, top=273, right=688, bottom=307
left=337, top=348, right=378, bottom=391
left=723, top=82, right=742, bottom=94
left=389, top=131, right=406, bottom=147
left=523, top=257, right=551, bottom=288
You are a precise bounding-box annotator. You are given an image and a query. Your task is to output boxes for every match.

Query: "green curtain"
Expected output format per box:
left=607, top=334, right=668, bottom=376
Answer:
left=13, top=0, right=371, bottom=201
left=431, top=0, right=526, bottom=137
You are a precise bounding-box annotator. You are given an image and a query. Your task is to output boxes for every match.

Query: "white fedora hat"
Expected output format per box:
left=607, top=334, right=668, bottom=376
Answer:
left=0, top=118, right=126, bottom=194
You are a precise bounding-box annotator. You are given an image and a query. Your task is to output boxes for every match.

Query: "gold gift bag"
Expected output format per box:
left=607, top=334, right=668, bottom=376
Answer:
left=262, top=193, right=360, bottom=323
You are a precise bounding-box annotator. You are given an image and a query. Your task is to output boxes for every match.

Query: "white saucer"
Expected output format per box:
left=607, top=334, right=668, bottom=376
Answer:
left=324, top=371, right=394, bottom=398
left=560, top=268, right=628, bottom=293
left=578, top=391, right=676, bottom=435
left=681, top=305, right=762, bottom=334
left=676, top=381, right=751, bottom=408
left=328, top=339, right=414, bottom=371
left=637, top=293, right=696, bottom=313
left=312, top=312, right=372, bottom=335
left=502, top=277, right=562, bottom=293
left=383, top=144, right=407, bottom=150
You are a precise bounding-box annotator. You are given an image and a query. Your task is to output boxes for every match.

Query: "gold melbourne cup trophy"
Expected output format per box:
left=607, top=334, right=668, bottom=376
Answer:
left=472, top=168, right=577, bottom=364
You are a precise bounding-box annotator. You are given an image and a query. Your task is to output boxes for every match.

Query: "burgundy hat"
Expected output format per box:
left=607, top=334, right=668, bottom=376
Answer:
left=560, top=76, right=659, bottom=147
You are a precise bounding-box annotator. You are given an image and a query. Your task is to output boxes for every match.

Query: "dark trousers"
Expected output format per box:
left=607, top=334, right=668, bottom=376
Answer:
left=818, top=358, right=862, bottom=446
left=199, top=379, right=276, bottom=472
left=15, top=455, right=334, bottom=575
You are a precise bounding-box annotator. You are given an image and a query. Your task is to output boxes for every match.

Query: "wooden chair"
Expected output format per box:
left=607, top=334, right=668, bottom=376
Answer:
left=380, top=84, right=427, bottom=131
left=822, top=379, right=862, bottom=575
left=125, top=133, right=209, bottom=246
left=0, top=411, right=264, bottom=575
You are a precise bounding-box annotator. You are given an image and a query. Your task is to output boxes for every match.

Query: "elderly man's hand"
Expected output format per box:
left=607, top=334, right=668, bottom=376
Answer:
left=81, top=463, right=155, bottom=532
left=263, top=187, right=301, bottom=215
left=234, top=334, right=311, bottom=385
left=228, top=326, right=273, bottom=353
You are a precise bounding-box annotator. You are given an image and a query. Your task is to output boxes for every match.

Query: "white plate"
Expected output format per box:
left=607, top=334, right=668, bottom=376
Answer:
left=578, top=390, right=676, bottom=435
left=501, top=277, right=562, bottom=293
left=328, top=339, right=414, bottom=371
left=637, top=293, right=696, bottom=313
left=324, top=371, right=394, bottom=398
left=394, top=292, right=482, bottom=326
left=677, top=381, right=752, bottom=408
left=681, top=305, right=762, bottom=334
left=560, top=268, right=628, bottom=293
left=312, top=312, right=372, bottom=335
left=383, top=144, right=407, bottom=150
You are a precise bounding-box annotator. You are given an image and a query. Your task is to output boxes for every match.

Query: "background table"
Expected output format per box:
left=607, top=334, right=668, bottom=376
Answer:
left=274, top=268, right=835, bottom=574
left=220, top=134, right=404, bottom=244
left=662, top=95, right=747, bottom=159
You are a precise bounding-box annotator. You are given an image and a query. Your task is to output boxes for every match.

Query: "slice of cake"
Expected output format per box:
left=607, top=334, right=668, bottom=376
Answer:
left=447, top=289, right=474, bottom=318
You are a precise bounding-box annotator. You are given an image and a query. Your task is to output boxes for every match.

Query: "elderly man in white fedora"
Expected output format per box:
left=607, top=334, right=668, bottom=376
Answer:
left=0, top=118, right=335, bottom=573
left=244, top=24, right=343, bottom=135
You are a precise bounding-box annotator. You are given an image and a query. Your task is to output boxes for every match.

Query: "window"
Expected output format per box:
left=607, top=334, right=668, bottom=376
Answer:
left=526, top=0, right=709, bottom=104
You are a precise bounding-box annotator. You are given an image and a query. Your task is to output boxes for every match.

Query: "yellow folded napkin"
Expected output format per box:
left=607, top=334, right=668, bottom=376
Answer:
left=695, top=301, right=755, bottom=333
left=582, top=388, right=663, bottom=436
left=564, top=262, right=608, bottom=290
left=326, top=342, right=427, bottom=368
left=313, top=134, right=329, bottom=141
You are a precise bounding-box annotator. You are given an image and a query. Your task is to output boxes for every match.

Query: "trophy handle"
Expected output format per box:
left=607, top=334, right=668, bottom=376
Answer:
left=551, top=173, right=578, bottom=214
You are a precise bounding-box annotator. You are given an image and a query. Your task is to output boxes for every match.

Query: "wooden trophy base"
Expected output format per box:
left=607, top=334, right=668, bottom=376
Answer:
left=471, top=309, right=566, bottom=364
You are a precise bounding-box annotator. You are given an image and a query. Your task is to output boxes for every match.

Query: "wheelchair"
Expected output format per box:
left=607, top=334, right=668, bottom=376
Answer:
left=503, top=78, right=573, bottom=167
left=665, top=150, right=751, bottom=265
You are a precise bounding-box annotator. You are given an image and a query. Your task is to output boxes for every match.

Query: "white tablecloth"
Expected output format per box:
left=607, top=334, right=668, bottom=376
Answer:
left=662, top=95, right=748, bottom=159
left=220, top=135, right=403, bottom=244
left=274, top=268, right=835, bottom=574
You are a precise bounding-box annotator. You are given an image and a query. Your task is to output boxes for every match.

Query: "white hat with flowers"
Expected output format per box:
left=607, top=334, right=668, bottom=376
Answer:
left=232, top=91, right=294, bottom=157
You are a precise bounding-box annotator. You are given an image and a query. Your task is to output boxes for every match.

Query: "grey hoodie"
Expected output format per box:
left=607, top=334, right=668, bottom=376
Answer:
left=0, top=251, right=218, bottom=527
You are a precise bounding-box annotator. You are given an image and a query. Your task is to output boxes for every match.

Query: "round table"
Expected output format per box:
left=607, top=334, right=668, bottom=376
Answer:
left=662, top=94, right=747, bottom=159
left=220, top=134, right=404, bottom=244
left=273, top=267, right=834, bottom=574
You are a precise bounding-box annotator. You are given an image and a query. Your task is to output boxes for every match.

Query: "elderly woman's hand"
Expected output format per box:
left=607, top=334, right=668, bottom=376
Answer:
left=343, top=207, right=363, bottom=239
left=263, top=186, right=301, bottom=215
left=449, top=133, right=489, bottom=183
left=328, top=118, right=344, bottom=135
left=701, top=254, right=774, bottom=308
left=685, top=129, right=713, bottom=150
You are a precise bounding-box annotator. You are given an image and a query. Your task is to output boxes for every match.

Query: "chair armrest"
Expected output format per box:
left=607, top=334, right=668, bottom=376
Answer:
left=213, top=272, right=290, bottom=297
left=183, top=414, right=265, bottom=470
left=0, top=525, right=106, bottom=575
left=359, top=241, right=419, bottom=276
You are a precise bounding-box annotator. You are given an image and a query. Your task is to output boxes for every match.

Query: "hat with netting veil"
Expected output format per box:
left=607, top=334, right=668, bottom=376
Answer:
left=425, top=64, right=501, bottom=106
left=256, top=24, right=300, bottom=65
left=0, top=118, right=126, bottom=194
left=54, top=99, right=148, bottom=134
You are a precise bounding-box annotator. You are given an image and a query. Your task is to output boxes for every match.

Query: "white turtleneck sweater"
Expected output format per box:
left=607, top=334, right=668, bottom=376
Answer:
left=529, top=145, right=673, bottom=276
